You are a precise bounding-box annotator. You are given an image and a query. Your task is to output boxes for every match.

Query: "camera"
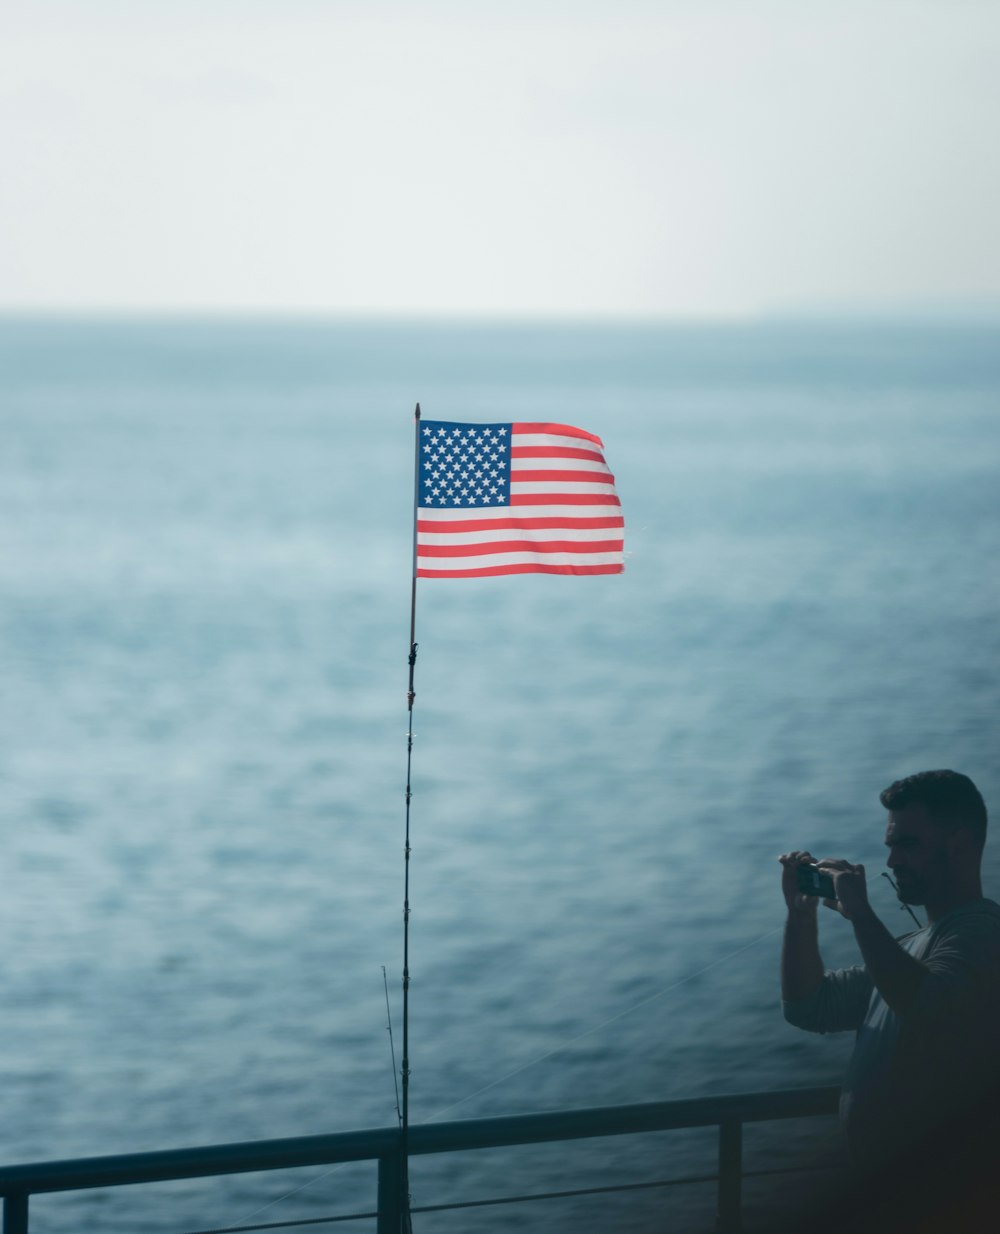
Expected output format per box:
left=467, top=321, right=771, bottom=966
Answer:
left=796, top=863, right=837, bottom=899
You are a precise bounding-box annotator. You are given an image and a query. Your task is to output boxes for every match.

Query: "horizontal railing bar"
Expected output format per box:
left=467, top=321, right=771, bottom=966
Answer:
left=0, top=1087, right=839, bottom=1198
left=0, top=1131, right=397, bottom=1196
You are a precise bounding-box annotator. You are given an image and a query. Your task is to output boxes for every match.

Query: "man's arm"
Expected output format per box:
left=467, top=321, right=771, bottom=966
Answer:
left=780, top=851, right=873, bottom=1032
left=779, top=851, right=824, bottom=1001
left=821, top=861, right=928, bottom=1015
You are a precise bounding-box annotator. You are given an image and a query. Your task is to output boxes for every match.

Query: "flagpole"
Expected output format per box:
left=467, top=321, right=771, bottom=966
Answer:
left=400, top=402, right=420, bottom=1231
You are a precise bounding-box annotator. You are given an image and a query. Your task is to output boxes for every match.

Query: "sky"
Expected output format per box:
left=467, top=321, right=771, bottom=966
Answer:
left=3, top=0, right=999, bottom=318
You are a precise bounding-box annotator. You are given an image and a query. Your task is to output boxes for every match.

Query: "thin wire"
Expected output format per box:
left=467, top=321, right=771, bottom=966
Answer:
left=382, top=966, right=402, bottom=1126
left=172, top=1160, right=836, bottom=1234
left=409, top=1163, right=834, bottom=1213
left=173, top=1210, right=376, bottom=1234
left=880, top=872, right=924, bottom=930
left=219, top=923, right=786, bottom=1228
left=417, top=923, right=786, bottom=1126
left=215, top=878, right=903, bottom=1227
left=216, top=1162, right=354, bottom=1229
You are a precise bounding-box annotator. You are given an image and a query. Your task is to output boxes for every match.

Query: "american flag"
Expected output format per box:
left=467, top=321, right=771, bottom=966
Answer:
left=415, top=420, right=624, bottom=578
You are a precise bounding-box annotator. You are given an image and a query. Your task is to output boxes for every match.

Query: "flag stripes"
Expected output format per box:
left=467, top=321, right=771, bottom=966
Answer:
left=510, top=492, right=620, bottom=505
left=418, top=560, right=625, bottom=579
left=416, top=420, right=624, bottom=578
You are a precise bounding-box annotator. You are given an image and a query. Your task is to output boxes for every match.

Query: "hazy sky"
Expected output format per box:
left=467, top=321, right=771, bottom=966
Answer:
left=4, top=0, right=999, bottom=317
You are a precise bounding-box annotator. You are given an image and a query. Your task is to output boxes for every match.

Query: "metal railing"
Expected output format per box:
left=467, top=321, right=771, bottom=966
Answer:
left=0, top=1085, right=839, bottom=1234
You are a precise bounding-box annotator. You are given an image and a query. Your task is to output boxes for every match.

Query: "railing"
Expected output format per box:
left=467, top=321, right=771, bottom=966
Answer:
left=0, top=1086, right=840, bottom=1234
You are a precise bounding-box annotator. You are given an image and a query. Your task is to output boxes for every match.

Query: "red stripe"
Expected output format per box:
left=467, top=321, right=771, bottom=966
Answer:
left=510, top=446, right=604, bottom=461
left=418, top=539, right=624, bottom=558
left=510, top=468, right=615, bottom=485
left=510, top=493, right=621, bottom=507
left=512, top=422, right=604, bottom=447
left=418, top=562, right=625, bottom=578
left=418, top=515, right=624, bottom=532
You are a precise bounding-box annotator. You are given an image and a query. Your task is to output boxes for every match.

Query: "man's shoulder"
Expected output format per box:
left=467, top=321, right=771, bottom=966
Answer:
left=926, top=899, right=1000, bottom=960
left=936, top=898, right=1000, bottom=934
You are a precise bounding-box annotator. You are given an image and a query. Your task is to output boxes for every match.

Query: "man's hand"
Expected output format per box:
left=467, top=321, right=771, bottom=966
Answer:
left=778, top=851, right=820, bottom=916
left=816, top=858, right=872, bottom=922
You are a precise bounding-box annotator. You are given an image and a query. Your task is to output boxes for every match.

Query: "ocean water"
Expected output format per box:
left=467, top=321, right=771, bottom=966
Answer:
left=1, top=317, right=998, bottom=1232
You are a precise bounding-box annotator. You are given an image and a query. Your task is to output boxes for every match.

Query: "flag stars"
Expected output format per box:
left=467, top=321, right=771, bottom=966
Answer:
left=419, top=422, right=512, bottom=508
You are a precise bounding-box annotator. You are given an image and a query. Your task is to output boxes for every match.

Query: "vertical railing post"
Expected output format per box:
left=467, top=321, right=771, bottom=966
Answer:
left=716, top=1119, right=743, bottom=1234
left=3, top=1192, right=29, bottom=1234
left=376, top=1150, right=404, bottom=1234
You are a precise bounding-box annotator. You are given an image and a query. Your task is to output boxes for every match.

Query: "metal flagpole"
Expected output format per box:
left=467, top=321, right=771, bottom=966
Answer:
left=399, top=402, right=421, bottom=1231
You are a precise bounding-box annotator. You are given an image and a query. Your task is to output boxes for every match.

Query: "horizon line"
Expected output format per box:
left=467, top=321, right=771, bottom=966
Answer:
left=1, top=303, right=999, bottom=327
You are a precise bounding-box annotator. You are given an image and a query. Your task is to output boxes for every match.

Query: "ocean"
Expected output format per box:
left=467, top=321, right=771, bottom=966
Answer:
left=2, top=317, right=999, bottom=1231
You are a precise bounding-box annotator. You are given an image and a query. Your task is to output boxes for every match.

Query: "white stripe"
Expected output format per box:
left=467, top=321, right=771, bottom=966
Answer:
left=510, top=456, right=611, bottom=475
left=418, top=549, right=625, bottom=571
left=419, top=526, right=624, bottom=546
left=509, top=480, right=618, bottom=495
left=418, top=504, right=623, bottom=521
left=510, top=432, right=604, bottom=455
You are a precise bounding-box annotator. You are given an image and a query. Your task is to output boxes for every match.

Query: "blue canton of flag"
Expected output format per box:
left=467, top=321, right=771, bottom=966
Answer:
left=418, top=422, right=512, bottom=508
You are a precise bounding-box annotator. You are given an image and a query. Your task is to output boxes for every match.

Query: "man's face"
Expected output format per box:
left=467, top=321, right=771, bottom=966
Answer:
left=884, top=803, right=951, bottom=905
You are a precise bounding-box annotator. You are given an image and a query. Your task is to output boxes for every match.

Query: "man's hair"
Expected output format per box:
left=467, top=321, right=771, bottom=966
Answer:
left=880, top=769, right=988, bottom=850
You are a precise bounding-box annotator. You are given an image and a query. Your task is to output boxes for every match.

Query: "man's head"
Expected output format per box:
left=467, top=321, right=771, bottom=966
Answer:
left=880, top=770, right=987, bottom=908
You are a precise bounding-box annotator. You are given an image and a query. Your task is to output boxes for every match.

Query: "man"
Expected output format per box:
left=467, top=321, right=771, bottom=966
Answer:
left=779, top=770, right=1000, bottom=1227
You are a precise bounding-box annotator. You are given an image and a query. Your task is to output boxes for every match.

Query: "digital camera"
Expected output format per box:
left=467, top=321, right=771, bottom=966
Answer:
left=796, top=863, right=837, bottom=900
